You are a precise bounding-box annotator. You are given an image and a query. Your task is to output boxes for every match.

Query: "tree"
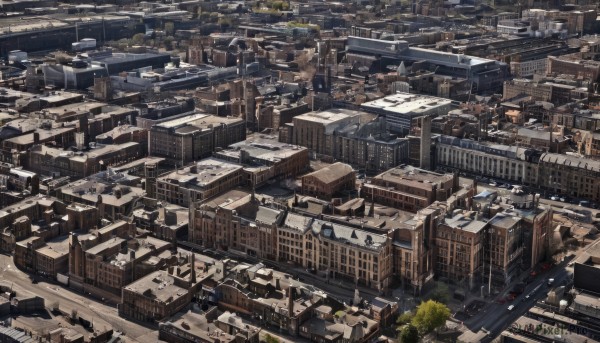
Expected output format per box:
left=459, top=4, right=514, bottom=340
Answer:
left=396, top=311, right=414, bottom=326
left=411, top=300, right=450, bottom=335
left=263, top=334, right=280, bottom=343
left=132, top=33, right=145, bottom=46
left=398, top=324, right=419, bottom=343
left=429, top=281, right=450, bottom=304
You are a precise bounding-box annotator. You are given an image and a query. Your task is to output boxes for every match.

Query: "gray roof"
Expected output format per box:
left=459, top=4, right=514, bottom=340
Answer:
left=540, top=153, right=600, bottom=173
left=310, top=219, right=388, bottom=251
left=444, top=214, right=487, bottom=233
left=255, top=206, right=282, bottom=225
left=489, top=212, right=521, bottom=230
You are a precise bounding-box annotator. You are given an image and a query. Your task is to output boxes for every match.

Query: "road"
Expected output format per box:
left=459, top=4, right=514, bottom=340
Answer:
left=0, top=254, right=155, bottom=342
left=463, top=262, right=572, bottom=342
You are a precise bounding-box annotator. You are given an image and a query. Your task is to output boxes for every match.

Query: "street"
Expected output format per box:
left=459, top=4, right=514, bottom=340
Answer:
left=0, top=254, right=155, bottom=342
left=463, top=262, right=572, bottom=341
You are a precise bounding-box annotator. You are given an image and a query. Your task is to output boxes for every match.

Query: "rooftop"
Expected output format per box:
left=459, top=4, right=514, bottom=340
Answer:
left=372, top=165, right=454, bottom=190
left=361, top=92, right=451, bottom=115
left=159, top=158, right=243, bottom=188
left=310, top=219, right=388, bottom=251
left=124, top=270, right=188, bottom=303
left=443, top=214, right=487, bottom=234
left=302, top=162, right=354, bottom=184
left=294, top=108, right=362, bottom=125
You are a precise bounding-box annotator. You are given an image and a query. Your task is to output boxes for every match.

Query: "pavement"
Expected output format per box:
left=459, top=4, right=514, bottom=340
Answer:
left=461, top=259, right=572, bottom=342
left=0, top=254, right=156, bottom=342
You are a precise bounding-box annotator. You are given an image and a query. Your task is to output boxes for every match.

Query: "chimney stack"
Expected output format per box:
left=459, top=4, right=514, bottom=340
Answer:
left=190, top=252, right=197, bottom=284
left=288, top=286, right=295, bottom=317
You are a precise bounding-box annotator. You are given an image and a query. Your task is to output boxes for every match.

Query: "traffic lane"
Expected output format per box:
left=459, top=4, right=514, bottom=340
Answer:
left=465, top=265, right=570, bottom=334
left=484, top=269, right=570, bottom=340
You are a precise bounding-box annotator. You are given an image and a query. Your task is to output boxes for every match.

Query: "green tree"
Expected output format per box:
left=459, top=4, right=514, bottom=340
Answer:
left=398, top=323, right=420, bottom=343
left=263, top=334, right=280, bottom=343
left=132, top=33, right=145, bottom=46
left=429, top=281, right=450, bottom=304
left=396, top=311, right=414, bottom=326
left=411, top=300, right=450, bottom=335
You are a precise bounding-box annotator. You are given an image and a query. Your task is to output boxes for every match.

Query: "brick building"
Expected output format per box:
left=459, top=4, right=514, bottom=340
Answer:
left=301, top=162, right=356, bottom=200
left=361, top=165, right=457, bottom=213
left=148, top=114, right=245, bottom=164
left=156, top=158, right=244, bottom=207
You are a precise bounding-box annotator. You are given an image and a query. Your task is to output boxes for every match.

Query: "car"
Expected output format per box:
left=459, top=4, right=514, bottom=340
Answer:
left=547, top=278, right=555, bottom=286
left=550, top=196, right=559, bottom=201
left=508, top=305, right=515, bottom=311
left=489, top=181, right=498, bottom=187
left=559, top=197, right=566, bottom=202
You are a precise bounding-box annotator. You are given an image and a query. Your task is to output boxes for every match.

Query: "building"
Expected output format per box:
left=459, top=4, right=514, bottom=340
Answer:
left=214, top=136, right=309, bottom=187
left=156, top=158, right=244, bottom=207
left=436, top=135, right=542, bottom=186
left=69, top=227, right=172, bottom=295
left=56, top=179, right=145, bottom=222
left=132, top=202, right=189, bottom=242
left=190, top=193, right=283, bottom=260
left=496, top=20, right=532, bottom=36
left=510, top=58, right=548, bottom=78
left=291, top=109, right=363, bottom=157
left=503, top=79, right=552, bottom=102
left=487, top=213, right=523, bottom=286
left=28, top=143, right=142, bottom=178
left=159, top=308, right=261, bottom=343
left=434, top=213, right=487, bottom=289
left=361, top=93, right=452, bottom=134
left=538, top=153, right=600, bottom=203
left=35, top=236, right=70, bottom=278
left=361, top=165, right=457, bottom=213
left=148, top=113, right=245, bottom=164
left=346, top=36, right=509, bottom=94
left=120, top=254, right=211, bottom=322
left=547, top=55, right=600, bottom=82
left=191, top=191, right=393, bottom=291
left=330, top=117, right=410, bottom=173
left=301, top=163, right=356, bottom=200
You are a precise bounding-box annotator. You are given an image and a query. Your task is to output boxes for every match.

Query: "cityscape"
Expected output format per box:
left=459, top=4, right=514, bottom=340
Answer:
left=0, top=0, right=598, bottom=342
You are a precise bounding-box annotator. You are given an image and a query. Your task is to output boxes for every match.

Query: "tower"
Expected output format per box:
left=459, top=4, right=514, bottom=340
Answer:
left=419, top=116, right=432, bottom=170
left=145, top=162, right=158, bottom=199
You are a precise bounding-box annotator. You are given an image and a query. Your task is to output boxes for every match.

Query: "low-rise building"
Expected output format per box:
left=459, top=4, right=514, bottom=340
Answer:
left=538, top=153, right=600, bottom=203
left=148, top=113, right=245, bottom=164
left=156, top=158, right=244, bottom=207
left=215, top=136, right=309, bottom=187
left=361, top=92, right=452, bottom=134
left=120, top=254, right=211, bottom=322
left=436, top=135, right=542, bottom=186
left=434, top=213, right=487, bottom=289
left=361, top=165, right=457, bottom=213
left=301, top=162, right=355, bottom=200
left=28, top=142, right=142, bottom=178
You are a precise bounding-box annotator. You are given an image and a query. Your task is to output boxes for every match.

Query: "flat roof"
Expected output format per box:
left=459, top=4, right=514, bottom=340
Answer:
left=293, top=108, right=361, bottom=125
left=361, top=92, right=451, bottom=115
left=124, top=270, right=188, bottom=303
left=159, top=158, right=242, bottom=188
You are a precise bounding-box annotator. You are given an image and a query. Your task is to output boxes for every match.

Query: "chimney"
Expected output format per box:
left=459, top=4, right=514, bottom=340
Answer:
left=288, top=286, right=295, bottom=317
left=33, top=132, right=40, bottom=144
left=275, top=278, right=281, bottom=290
left=190, top=252, right=197, bottom=284
left=129, top=250, right=135, bottom=260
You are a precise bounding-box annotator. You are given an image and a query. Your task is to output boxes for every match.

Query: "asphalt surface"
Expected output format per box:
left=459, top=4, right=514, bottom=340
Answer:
left=463, top=262, right=572, bottom=342
left=0, top=253, right=155, bottom=342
